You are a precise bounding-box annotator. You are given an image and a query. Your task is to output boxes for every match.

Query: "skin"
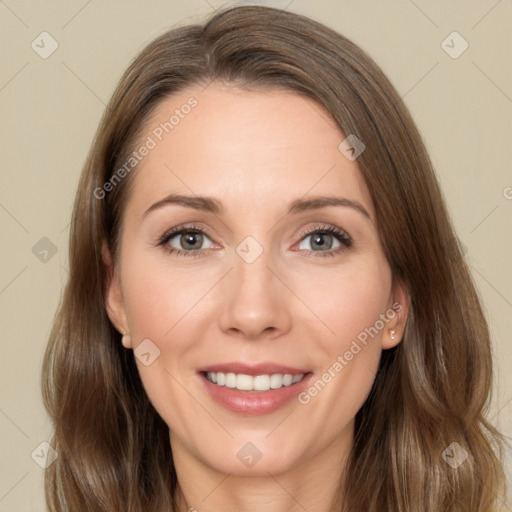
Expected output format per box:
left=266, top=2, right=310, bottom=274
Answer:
left=105, top=83, right=409, bottom=512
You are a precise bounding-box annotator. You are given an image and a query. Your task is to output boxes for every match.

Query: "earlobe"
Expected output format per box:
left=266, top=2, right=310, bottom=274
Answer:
left=382, top=279, right=410, bottom=350
left=121, top=333, right=132, bottom=349
left=102, top=241, right=130, bottom=344
left=383, top=327, right=401, bottom=350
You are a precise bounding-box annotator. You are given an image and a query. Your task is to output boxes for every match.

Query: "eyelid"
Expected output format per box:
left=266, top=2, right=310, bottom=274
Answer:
left=157, top=223, right=217, bottom=246
left=297, top=223, right=351, bottom=242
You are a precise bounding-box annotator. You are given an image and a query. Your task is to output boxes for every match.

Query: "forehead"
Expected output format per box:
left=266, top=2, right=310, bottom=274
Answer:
left=125, top=83, right=375, bottom=221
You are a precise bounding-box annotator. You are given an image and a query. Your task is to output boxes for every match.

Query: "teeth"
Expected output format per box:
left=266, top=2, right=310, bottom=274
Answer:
left=205, top=372, right=305, bottom=391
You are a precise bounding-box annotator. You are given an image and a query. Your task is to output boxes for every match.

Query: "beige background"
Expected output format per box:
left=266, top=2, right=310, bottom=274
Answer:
left=1, top=0, right=511, bottom=510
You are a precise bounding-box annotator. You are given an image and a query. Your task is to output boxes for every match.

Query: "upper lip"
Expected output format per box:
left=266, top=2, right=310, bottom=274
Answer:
left=198, top=362, right=310, bottom=376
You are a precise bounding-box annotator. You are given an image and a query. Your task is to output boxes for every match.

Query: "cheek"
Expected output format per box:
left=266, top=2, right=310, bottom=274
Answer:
left=291, top=254, right=392, bottom=345
left=292, top=256, right=391, bottom=406
left=121, top=251, right=218, bottom=343
left=293, top=265, right=390, bottom=434
left=118, top=253, right=211, bottom=432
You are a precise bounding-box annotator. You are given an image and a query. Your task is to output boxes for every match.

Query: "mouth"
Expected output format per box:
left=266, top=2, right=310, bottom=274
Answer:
left=197, top=363, right=313, bottom=415
left=202, top=371, right=307, bottom=392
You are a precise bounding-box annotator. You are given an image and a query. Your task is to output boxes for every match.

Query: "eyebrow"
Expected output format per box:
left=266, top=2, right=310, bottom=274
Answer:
left=143, top=193, right=371, bottom=220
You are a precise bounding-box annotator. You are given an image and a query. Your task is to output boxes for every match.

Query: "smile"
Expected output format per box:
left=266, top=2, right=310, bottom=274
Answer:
left=198, top=365, right=314, bottom=415
left=204, top=371, right=306, bottom=392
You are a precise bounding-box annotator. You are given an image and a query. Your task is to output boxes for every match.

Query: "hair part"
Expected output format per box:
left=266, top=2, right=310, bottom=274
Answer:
left=42, top=5, right=508, bottom=511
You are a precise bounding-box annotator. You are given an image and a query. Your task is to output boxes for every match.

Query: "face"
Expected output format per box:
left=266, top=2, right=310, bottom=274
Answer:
left=105, top=83, right=408, bottom=477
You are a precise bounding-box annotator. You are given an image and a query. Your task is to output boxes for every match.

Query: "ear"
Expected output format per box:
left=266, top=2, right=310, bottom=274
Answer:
left=382, top=277, right=410, bottom=350
left=102, top=241, right=132, bottom=348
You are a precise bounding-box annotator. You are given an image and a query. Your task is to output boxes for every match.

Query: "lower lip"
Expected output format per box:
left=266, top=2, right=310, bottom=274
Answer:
left=199, top=372, right=313, bottom=416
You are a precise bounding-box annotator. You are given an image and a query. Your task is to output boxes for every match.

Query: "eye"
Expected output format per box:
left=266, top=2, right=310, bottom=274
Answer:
left=157, top=224, right=214, bottom=257
left=157, top=223, right=352, bottom=258
left=296, top=225, right=352, bottom=257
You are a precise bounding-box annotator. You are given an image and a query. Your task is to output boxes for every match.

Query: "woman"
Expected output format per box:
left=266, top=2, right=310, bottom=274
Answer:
left=41, top=5, right=508, bottom=511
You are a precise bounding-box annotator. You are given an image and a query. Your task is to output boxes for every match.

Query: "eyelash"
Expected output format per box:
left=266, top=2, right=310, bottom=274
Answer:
left=156, top=223, right=352, bottom=258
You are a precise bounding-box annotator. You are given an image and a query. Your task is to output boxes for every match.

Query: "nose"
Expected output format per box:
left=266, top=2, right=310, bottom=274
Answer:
left=217, top=247, right=292, bottom=341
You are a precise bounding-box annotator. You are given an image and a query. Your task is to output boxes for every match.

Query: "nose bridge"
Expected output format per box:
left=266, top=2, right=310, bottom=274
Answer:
left=217, top=237, right=291, bottom=339
left=234, top=241, right=273, bottom=295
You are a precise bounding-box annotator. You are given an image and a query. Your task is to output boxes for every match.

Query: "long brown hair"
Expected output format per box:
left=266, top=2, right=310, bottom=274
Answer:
left=42, top=5, right=508, bottom=511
